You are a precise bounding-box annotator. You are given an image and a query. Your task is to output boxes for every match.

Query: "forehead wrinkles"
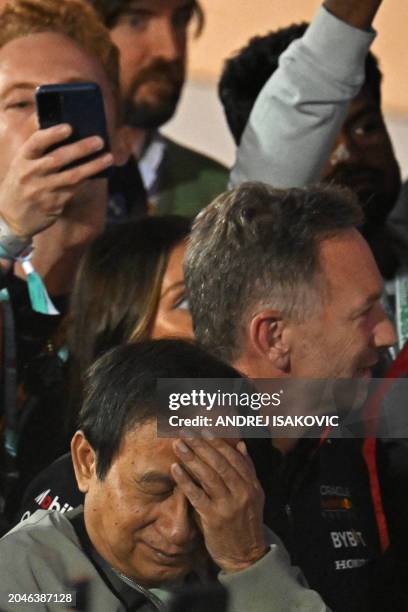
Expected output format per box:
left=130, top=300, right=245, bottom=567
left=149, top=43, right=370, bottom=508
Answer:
left=0, top=32, right=118, bottom=122
left=119, top=421, right=176, bottom=468
left=0, top=33, right=107, bottom=84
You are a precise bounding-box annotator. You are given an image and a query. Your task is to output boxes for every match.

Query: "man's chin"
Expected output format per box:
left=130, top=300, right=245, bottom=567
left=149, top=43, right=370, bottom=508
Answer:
left=123, top=92, right=181, bottom=130
left=355, top=367, right=373, bottom=380
left=331, top=376, right=371, bottom=414
left=126, top=559, right=190, bottom=588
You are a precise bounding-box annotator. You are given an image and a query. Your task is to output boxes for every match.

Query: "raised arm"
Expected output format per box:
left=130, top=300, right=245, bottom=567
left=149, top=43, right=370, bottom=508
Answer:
left=229, top=0, right=383, bottom=188
left=324, top=0, right=382, bottom=30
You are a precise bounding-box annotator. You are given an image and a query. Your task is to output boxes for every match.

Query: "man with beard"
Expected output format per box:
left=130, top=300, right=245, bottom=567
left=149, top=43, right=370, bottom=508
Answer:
left=90, top=0, right=228, bottom=218
left=221, top=0, right=408, bottom=341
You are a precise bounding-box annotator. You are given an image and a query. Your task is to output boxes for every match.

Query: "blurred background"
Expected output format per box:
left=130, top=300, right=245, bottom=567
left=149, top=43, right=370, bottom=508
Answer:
left=163, top=0, right=408, bottom=176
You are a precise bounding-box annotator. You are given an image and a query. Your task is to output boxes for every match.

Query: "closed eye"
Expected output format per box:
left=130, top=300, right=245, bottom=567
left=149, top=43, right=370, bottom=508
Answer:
left=354, top=304, right=374, bottom=320
left=6, top=100, right=34, bottom=110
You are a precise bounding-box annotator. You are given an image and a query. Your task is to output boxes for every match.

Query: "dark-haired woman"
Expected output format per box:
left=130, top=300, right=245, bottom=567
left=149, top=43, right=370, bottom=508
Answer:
left=12, top=215, right=193, bottom=519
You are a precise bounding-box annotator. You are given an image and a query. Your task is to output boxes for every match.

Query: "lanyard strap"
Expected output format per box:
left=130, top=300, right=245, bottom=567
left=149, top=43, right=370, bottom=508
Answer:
left=1, top=244, right=59, bottom=316
left=395, top=272, right=408, bottom=350
left=359, top=343, right=408, bottom=553
left=0, top=288, right=18, bottom=462
left=17, top=254, right=59, bottom=316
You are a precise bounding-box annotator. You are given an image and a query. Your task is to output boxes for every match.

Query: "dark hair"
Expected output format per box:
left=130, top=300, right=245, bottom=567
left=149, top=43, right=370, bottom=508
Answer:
left=184, top=182, right=363, bottom=363
left=79, top=339, right=241, bottom=478
left=219, top=22, right=382, bottom=145
left=90, top=0, right=205, bottom=35
left=68, top=215, right=191, bottom=374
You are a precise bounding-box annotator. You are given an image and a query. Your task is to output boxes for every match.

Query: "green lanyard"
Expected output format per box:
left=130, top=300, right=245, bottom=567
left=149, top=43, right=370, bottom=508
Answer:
left=0, top=245, right=58, bottom=316
left=0, top=288, right=18, bottom=458
left=395, top=272, right=408, bottom=351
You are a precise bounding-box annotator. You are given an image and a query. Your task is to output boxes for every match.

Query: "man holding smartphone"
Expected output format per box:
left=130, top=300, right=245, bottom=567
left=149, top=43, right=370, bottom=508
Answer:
left=0, top=0, right=126, bottom=517
left=0, top=0, right=121, bottom=290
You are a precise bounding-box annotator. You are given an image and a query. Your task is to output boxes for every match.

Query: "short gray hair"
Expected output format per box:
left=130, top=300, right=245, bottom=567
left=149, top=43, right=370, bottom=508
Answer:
left=184, top=182, right=363, bottom=363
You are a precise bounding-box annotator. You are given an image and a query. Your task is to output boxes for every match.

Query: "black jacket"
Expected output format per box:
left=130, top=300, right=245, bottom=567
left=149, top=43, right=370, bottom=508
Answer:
left=262, top=429, right=408, bottom=612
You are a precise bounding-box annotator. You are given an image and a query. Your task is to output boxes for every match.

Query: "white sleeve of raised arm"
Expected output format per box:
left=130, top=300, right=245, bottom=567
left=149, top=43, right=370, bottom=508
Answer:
left=229, top=6, right=376, bottom=188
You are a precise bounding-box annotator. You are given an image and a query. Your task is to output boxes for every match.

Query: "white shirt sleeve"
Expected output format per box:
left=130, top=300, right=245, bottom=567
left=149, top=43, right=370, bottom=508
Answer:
left=229, top=6, right=376, bottom=189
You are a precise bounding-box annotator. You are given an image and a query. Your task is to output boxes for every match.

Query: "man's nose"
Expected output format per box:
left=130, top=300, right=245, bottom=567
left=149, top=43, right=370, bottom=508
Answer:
left=373, top=304, right=398, bottom=349
left=156, top=491, right=197, bottom=548
left=330, top=127, right=370, bottom=168
left=329, top=139, right=351, bottom=167
left=149, top=18, right=180, bottom=62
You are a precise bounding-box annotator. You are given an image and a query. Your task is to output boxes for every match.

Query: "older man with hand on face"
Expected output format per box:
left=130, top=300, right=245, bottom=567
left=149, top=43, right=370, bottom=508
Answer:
left=0, top=340, right=328, bottom=612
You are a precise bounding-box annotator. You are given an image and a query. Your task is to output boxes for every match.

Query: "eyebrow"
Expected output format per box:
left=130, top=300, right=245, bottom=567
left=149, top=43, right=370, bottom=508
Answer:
left=0, top=82, right=35, bottom=99
left=160, top=281, right=185, bottom=299
left=350, top=290, right=383, bottom=316
left=137, top=471, right=174, bottom=487
left=126, top=0, right=195, bottom=8
left=174, top=0, right=196, bottom=10
left=122, top=0, right=195, bottom=16
left=1, top=77, right=95, bottom=99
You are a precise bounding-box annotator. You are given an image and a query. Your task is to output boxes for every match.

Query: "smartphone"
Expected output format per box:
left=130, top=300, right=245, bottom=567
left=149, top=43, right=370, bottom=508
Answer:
left=35, top=82, right=111, bottom=179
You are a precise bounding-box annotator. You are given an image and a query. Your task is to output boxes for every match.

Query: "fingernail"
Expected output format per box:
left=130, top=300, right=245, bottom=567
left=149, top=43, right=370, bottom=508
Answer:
left=175, top=440, right=191, bottom=455
left=102, top=153, right=114, bottom=165
left=172, top=463, right=183, bottom=477
left=202, top=429, right=215, bottom=440
left=181, top=428, right=195, bottom=440
left=237, top=441, right=248, bottom=455
left=59, top=124, right=71, bottom=135
left=92, top=136, right=104, bottom=150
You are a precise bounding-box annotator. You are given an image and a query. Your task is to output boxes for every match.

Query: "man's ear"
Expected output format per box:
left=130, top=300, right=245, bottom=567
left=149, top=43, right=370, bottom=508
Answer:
left=71, top=431, right=97, bottom=494
left=111, top=125, right=133, bottom=167
left=249, top=310, right=291, bottom=373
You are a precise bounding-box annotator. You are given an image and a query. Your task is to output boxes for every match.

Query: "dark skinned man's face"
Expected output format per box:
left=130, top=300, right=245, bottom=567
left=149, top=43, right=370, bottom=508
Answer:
left=321, top=87, right=401, bottom=229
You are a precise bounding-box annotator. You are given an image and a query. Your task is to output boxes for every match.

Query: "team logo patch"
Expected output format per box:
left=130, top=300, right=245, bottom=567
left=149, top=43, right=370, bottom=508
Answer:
left=320, top=485, right=355, bottom=520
